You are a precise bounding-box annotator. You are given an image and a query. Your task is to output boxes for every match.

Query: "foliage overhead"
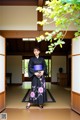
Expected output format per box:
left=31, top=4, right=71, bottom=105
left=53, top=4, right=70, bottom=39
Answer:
left=36, top=0, right=80, bottom=54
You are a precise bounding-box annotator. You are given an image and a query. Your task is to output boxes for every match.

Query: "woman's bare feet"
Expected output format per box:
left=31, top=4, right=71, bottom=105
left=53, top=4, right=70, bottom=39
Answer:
left=39, top=104, right=43, bottom=109
left=26, top=103, right=31, bottom=109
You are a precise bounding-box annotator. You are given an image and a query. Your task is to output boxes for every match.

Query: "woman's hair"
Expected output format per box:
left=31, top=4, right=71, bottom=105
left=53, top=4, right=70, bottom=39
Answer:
left=33, top=47, right=40, bottom=51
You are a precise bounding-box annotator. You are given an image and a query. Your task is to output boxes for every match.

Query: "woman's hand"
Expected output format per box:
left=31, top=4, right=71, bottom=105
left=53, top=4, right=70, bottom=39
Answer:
left=34, top=71, right=44, bottom=77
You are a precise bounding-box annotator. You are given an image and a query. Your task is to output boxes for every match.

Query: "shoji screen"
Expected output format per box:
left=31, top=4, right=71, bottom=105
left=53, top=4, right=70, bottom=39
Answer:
left=0, top=36, right=5, bottom=112
left=71, top=36, right=80, bottom=114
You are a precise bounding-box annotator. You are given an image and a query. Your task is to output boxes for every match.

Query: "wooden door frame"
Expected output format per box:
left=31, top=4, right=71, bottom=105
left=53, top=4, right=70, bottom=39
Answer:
left=1, top=30, right=79, bottom=113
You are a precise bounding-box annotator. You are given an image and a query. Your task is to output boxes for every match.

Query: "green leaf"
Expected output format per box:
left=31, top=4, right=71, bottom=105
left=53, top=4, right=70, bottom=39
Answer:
left=48, top=45, right=52, bottom=48
left=60, top=44, right=62, bottom=48
left=75, top=32, right=80, bottom=37
left=46, top=35, right=52, bottom=41
left=36, top=7, right=42, bottom=12
left=36, top=0, right=80, bottom=54
left=54, top=37, right=57, bottom=40
left=73, top=37, right=78, bottom=41
left=36, top=37, right=42, bottom=42
left=51, top=43, right=54, bottom=46
left=45, top=32, right=49, bottom=35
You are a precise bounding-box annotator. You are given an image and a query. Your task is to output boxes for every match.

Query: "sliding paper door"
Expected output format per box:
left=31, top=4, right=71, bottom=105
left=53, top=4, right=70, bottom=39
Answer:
left=71, top=36, right=80, bottom=114
left=0, top=36, right=6, bottom=112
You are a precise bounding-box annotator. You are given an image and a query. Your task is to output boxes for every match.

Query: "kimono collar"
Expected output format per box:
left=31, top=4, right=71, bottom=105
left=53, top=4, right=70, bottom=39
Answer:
left=35, top=56, right=39, bottom=59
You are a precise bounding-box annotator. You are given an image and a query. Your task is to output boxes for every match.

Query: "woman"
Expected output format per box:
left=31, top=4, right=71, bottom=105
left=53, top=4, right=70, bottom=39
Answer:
left=26, top=47, right=47, bottom=109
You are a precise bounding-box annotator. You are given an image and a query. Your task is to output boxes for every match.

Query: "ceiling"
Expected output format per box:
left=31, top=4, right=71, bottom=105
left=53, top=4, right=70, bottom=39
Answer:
left=6, top=38, right=71, bottom=56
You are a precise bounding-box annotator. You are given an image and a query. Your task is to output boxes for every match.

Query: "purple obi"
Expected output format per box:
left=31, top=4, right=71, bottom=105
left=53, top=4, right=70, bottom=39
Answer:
left=34, top=65, right=43, bottom=71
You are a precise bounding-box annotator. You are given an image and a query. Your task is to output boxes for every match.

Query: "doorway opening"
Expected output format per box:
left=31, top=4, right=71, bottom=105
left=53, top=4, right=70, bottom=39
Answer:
left=6, top=38, right=71, bottom=109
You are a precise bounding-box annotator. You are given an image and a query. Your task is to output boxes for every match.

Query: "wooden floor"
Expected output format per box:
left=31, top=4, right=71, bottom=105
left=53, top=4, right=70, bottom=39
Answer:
left=6, top=84, right=71, bottom=109
left=3, top=108, right=80, bottom=120
left=2, top=84, right=80, bottom=120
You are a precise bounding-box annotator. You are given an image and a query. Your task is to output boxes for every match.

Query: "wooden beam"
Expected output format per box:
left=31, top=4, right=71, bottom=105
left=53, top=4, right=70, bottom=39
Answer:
left=0, top=30, right=75, bottom=39
left=37, top=0, right=44, bottom=31
left=37, top=11, right=43, bottom=31
left=39, top=31, right=75, bottom=39
left=6, top=51, right=66, bottom=56
left=0, top=0, right=37, bottom=6
left=6, top=51, right=50, bottom=56
left=0, top=30, right=40, bottom=38
left=38, top=0, right=44, bottom=6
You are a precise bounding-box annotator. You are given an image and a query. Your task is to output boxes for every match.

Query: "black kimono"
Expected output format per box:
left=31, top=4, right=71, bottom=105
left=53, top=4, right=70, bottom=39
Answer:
left=28, top=56, right=47, bottom=105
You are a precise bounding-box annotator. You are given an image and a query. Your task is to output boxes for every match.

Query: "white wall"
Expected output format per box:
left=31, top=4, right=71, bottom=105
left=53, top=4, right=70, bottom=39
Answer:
left=51, top=56, right=66, bottom=82
left=0, top=6, right=77, bottom=31
left=7, top=56, right=22, bottom=84
left=0, top=6, right=37, bottom=30
left=43, top=22, right=77, bottom=31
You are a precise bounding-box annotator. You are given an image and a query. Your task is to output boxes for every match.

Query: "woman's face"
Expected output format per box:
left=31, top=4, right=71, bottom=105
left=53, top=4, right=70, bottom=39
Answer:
left=33, top=49, right=40, bottom=56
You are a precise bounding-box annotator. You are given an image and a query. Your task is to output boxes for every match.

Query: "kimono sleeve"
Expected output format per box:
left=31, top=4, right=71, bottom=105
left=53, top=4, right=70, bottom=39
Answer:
left=42, top=58, right=48, bottom=76
left=28, top=58, right=35, bottom=78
